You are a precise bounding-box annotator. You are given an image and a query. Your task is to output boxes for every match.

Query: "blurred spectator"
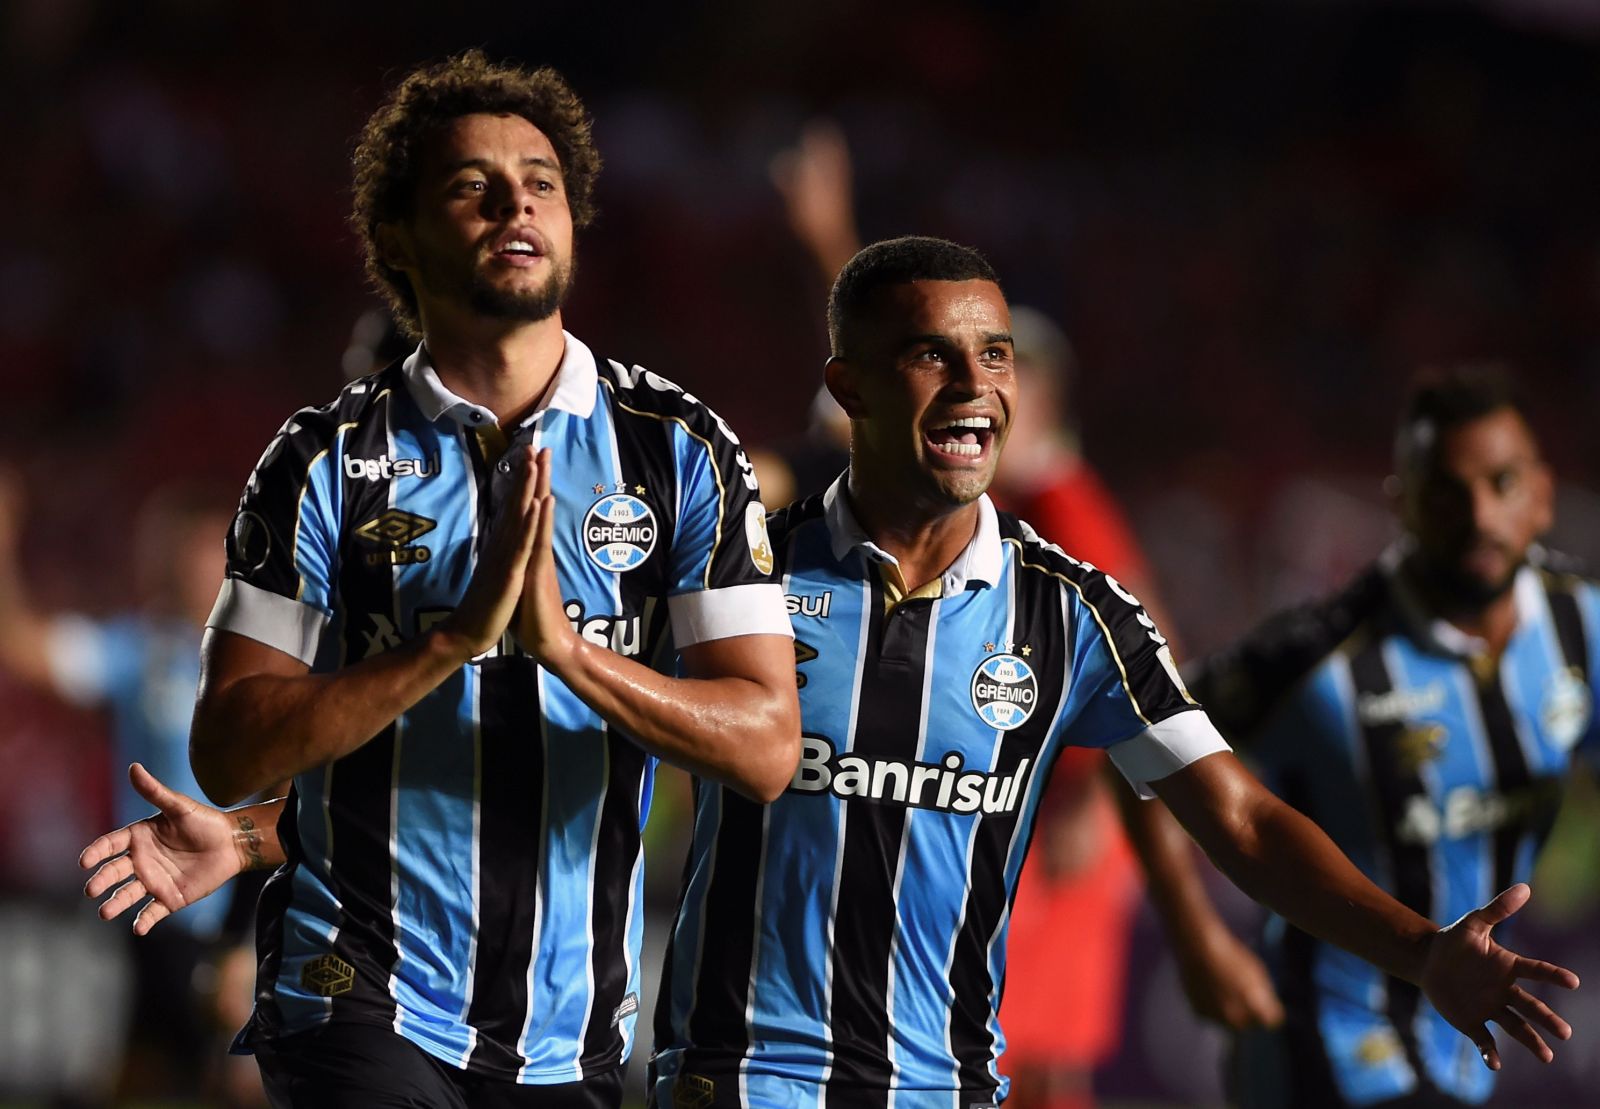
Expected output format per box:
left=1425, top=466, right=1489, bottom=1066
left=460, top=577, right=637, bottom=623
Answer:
left=0, top=475, right=264, bottom=1106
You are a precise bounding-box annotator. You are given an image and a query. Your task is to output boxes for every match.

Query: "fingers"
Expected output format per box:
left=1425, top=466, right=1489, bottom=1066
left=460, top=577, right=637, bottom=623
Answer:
left=1509, top=984, right=1572, bottom=1041
left=1465, top=1025, right=1501, bottom=1071
left=96, top=876, right=149, bottom=922
left=1493, top=1005, right=1554, bottom=1063
left=129, top=762, right=190, bottom=816
left=78, top=828, right=130, bottom=871
left=1473, top=883, right=1531, bottom=927
left=1513, top=954, right=1581, bottom=990
left=84, top=854, right=135, bottom=899
left=533, top=447, right=552, bottom=501
left=132, top=900, right=170, bottom=937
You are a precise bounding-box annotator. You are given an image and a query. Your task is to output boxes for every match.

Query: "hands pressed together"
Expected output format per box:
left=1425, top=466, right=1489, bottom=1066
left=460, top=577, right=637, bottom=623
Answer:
left=438, top=445, right=578, bottom=669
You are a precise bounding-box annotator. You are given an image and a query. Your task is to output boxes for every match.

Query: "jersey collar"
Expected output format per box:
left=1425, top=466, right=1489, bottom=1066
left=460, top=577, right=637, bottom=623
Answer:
left=401, top=330, right=599, bottom=429
left=1382, top=542, right=1544, bottom=657
left=822, top=473, right=1003, bottom=593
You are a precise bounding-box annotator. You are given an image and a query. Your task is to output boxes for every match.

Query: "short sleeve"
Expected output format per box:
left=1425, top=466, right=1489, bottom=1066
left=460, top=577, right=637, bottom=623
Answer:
left=1052, top=567, right=1229, bottom=798
left=207, top=410, right=343, bottom=665
left=662, top=411, right=791, bottom=647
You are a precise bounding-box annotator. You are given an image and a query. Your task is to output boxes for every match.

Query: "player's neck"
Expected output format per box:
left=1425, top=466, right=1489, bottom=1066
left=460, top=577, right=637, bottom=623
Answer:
left=421, top=310, right=567, bottom=429
left=1405, top=559, right=1520, bottom=657
left=846, top=481, right=980, bottom=595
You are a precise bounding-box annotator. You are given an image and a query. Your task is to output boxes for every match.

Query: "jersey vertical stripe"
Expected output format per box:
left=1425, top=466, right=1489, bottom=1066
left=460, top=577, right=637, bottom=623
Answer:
left=222, top=337, right=786, bottom=1082
left=653, top=500, right=1209, bottom=1103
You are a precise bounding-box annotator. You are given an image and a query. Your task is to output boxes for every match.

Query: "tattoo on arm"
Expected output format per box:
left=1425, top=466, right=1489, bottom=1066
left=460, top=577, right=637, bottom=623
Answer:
left=234, top=814, right=266, bottom=871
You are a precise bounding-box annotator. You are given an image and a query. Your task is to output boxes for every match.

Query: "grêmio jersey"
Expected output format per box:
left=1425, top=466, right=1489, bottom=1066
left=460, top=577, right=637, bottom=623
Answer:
left=651, top=480, right=1229, bottom=1108
left=208, top=335, right=790, bottom=1084
left=1188, top=548, right=1600, bottom=1107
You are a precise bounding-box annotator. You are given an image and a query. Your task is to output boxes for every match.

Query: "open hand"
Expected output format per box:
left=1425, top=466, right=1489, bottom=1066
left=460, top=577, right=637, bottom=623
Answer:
left=1420, top=883, right=1579, bottom=1070
left=78, top=763, right=244, bottom=935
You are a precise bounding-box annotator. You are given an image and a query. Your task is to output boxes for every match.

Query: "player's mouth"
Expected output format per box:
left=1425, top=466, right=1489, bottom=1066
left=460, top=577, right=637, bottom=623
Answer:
left=487, top=228, right=548, bottom=267
left=923, top=415, right=997, bottom=464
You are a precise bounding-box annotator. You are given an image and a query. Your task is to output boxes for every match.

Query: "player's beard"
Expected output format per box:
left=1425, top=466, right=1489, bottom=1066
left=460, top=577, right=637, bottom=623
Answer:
left=1427, top=547, right=1526, bottom=611
left=467, top=253, right=575, bottom=323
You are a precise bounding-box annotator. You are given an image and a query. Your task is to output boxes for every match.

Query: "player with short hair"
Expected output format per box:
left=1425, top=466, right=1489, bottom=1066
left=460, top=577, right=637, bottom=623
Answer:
left=142, top=51, right=800, bottom=1107
left=1128, top=364, right=1598, bottom=1108
left=87, top=240, right=1580, bottom=1109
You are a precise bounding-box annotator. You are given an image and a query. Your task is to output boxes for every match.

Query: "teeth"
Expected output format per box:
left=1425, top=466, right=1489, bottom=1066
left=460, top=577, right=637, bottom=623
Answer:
left=503, top=240, right=536, bottom=254
left=930, top=441, right=983, bottom=457
left=945, top=416, right=991, bottom=430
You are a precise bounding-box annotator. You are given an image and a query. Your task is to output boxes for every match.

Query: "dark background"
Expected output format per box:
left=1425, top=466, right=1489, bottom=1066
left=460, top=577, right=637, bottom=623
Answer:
left=2, top=1, right=1598, bottom=1104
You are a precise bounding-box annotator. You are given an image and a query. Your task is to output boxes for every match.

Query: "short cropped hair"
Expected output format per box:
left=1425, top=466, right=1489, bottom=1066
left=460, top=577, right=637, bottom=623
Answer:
left=827, top=236, right=1001, bottom=356
left=1396, top=362, right=1529, bottom=473
left=351, top=51, right=603, bottom=337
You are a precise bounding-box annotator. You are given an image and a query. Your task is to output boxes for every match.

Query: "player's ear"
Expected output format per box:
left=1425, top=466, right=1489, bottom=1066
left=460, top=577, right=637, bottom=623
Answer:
left=824, top=356, right=867, bottom=420
left=375, top=222, right=416, bottom=272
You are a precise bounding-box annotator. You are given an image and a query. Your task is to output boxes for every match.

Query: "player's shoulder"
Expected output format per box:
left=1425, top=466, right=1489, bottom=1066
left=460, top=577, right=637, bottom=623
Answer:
left=766, top=491, right=828, bottom=550
left=998, top=510, right=1123, bottom=594
left=1188, top=563, right=1389, bottom=737
left=596, top=355, right=746, bottom=448
left=1533, top=547, right=1598, bottom=594
left=255, top=361, right=405, bottom=467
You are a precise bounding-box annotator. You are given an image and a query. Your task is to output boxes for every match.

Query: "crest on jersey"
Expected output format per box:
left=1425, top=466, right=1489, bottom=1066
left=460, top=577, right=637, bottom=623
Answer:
left=1542, top=666, right=1590, bottom=751
left=583, top=494, right=657, bottom=572
left=970, top=653, right=1039, bottom=731
left=745, top=501, right=774, bottom=575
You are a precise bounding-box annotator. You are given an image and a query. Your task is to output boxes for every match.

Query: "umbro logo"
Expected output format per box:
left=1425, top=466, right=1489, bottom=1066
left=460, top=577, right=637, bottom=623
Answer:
left=355, top=510, right=435, bottom=566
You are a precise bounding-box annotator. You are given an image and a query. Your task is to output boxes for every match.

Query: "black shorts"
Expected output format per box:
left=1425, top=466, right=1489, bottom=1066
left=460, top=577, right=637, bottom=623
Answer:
left=256, top=1022, right=624, bottom=1109
left=1229, top=1023, right=1472, bottom=1109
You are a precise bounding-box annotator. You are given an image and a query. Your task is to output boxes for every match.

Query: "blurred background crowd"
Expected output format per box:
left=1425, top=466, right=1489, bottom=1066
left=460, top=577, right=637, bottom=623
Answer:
left=3, top=0, right=1599, bottom=1105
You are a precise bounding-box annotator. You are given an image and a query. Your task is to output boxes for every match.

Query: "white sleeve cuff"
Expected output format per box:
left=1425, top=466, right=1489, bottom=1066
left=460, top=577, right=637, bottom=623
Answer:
left=207, top=578, right=330, bottom=665
left=667, top=582, right=793, bottom=647
left=1108, top=710, right=1232, bottom=800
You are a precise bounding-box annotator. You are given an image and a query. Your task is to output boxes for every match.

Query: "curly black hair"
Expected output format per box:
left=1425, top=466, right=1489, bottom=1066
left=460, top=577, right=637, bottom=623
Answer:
left=351, top=51, right=602, bottom=337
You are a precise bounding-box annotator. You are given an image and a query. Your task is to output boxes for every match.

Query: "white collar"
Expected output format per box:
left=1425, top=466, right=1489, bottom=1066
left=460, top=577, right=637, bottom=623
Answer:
left=821, top=472, right=1003, bottom=593
left=401, top=330, right=599, bottom=429
left=1382, top=543, right=1543, bottom=657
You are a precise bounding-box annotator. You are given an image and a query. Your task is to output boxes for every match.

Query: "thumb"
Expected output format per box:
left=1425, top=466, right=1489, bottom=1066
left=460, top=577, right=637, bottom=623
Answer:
left=128, top=762, right=191, bottom=817
left=1472, top=883, right=1531, bottom=929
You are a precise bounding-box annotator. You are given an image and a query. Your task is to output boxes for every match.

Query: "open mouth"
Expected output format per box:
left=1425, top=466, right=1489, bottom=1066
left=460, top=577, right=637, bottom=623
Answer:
left=489, top=233, right=546, bottom=265
left=924, top=415, right=996, bottom=461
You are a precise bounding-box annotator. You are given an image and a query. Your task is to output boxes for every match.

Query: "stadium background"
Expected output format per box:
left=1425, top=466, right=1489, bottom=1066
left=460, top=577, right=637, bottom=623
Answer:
left=2, top=0, right=1598, bottom=1104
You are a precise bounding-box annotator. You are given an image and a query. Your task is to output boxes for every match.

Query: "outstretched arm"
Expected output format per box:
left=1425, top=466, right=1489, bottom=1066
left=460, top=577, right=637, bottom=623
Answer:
left=1152, top=751, right=1578, bottom=1069
left=79, top=763, right=286, bottom=935
left=770, top=120, right=862, bottom=284
left=1108, top=759, right=1284, bottom=1029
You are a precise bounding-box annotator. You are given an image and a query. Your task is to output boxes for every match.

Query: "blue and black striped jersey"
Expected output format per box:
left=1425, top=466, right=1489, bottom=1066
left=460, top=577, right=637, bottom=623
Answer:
left=208, top=335, right=790, bottom=1084
left=651, top=480, right=1229, bottom=1108
left=1189, top=549, right=1600, bottom=1107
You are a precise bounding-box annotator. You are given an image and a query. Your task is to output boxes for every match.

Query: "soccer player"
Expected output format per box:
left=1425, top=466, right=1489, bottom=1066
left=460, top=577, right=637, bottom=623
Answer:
left=117, top=51, right=800, bottom=1107
left=1126, top=364, right=1598, bottom=1108
left=85, top=241, right=1579, bottom=1109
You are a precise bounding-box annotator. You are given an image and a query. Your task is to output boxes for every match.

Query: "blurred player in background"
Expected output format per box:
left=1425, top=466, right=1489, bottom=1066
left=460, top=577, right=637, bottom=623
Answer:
left=86, top=240, right=1582, bottom=1109
left=163, top=51, right=797, bottom=1107
left=771, top=121, right=1183, bottom=1109
left=0, top=477, right=265, bottom=1105
left=1131, top=364, right=1598, bottom=1108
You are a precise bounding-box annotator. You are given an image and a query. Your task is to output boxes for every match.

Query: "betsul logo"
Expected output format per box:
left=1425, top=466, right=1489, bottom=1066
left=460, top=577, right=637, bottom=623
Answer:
left=584, top=494, right=658, bottom=572
left=970, top=653, right=1039, bottom=731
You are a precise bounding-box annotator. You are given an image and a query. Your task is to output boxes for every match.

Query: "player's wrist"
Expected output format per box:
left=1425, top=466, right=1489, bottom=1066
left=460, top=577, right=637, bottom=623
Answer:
left=230, top=811, right=269, bottom=874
